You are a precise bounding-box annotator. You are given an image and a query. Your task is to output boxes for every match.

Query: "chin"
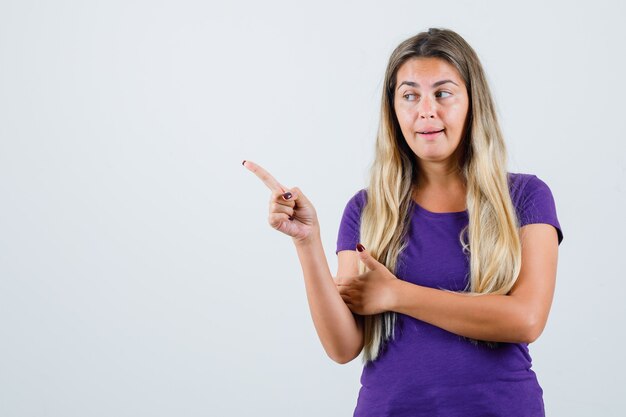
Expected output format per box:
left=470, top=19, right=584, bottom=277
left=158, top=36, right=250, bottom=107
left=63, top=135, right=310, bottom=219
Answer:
left=416, top=151, right=451, bottom=161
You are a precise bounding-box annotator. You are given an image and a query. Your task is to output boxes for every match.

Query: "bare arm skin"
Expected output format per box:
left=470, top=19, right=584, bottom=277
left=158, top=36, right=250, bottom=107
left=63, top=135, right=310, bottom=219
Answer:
left=243, top=160, right=363, bottom=364
left=293, top=235, right=363, bottom=364
left=387, top=223, right=559, bottom=343
left=337, top=223, right=558, bottom=344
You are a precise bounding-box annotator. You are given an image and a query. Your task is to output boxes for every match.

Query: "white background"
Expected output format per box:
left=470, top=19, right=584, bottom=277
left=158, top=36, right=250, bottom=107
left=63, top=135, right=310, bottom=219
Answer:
left=1, top=0, right=624, bottom=416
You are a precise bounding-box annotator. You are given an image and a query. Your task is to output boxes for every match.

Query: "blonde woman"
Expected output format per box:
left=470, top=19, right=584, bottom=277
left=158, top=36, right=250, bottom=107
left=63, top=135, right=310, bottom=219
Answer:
left=244, top=27, right=563, bottom=417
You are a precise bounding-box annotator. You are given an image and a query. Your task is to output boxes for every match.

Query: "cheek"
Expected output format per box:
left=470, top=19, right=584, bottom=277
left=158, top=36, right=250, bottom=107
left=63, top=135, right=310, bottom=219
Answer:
left=395, top=107, right=415, bottom=130
left=444, top=105, right=468, bottom=128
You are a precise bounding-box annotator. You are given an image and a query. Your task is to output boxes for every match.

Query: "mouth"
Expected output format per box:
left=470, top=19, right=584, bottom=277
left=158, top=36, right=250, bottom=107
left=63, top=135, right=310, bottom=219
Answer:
left=417, top=129, right=444, bottom=138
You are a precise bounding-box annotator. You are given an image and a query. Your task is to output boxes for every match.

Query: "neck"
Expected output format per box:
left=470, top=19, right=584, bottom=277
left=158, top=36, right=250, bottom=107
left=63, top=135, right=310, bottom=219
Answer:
left=415, top=161, right=465, bottom=191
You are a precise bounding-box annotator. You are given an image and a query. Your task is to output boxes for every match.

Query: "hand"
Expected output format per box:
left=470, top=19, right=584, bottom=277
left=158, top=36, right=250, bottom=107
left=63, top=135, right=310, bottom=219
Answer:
left=243, top=160, right=319, bottom=243
left=336, top=244, right=399, bottom=315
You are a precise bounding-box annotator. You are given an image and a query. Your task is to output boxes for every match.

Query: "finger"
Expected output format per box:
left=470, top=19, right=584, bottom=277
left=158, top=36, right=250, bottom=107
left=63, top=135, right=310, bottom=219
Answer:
left=269, top=201, right=295, bottom=217
left=336, top=277, right=351, bottom=287
left=344, top=300, right=355, bottom=310
left=271, top=189, right=296, bottom=209
left=243, top=160, right=287, bottom=192
left=356, top=243, right=379, bottom=270
left=268, top=212, right=292, bottom=229
left=288, top=186, right=310, bottom=207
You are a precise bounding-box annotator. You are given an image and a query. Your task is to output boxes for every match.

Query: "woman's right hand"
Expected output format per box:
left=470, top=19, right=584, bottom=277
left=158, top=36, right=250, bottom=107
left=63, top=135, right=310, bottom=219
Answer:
left=243, top=160, right=319, bottom=243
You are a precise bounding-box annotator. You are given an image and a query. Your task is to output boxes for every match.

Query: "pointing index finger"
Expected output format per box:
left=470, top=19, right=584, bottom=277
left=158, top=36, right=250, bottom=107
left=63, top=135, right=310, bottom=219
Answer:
left=242, top=160, right=287, bottom=192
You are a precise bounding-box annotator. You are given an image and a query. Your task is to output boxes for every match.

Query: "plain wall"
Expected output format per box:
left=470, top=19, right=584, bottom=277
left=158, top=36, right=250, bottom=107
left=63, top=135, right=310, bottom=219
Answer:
left=1, top=0, right=624, bottom=415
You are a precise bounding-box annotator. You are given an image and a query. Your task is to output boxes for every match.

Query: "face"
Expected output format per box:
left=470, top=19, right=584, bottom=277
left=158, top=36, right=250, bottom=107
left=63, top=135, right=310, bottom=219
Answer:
left=393, top=57, right=469, bottom=167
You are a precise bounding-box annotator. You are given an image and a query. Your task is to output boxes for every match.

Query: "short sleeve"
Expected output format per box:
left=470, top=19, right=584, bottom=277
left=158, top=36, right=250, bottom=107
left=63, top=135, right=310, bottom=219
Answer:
left=518, top=175, right=564, bottom=245
left=336, top=189, right=367, bottom=254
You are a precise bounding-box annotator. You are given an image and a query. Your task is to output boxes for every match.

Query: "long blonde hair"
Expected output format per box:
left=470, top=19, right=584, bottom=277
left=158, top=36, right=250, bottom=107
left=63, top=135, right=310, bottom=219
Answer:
left=359, top=28, right=522, bottom=363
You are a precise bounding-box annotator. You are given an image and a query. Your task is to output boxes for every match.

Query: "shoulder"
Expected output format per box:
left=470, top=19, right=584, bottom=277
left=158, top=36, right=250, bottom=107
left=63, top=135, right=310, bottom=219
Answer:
left=337, top=188, right=368, bottom=230
left=336, top=188, right=367, bottom=217
left=507, top=172, right=563, bottom=245
left=336, top=188, right=368, bottom=254
left=342, top=188, right=368, bottom=212
left=507, top=171, right=543, bottom=193
left=337, top=188, right=368, bottom=225
left=507, top=172, right=554, bottom=206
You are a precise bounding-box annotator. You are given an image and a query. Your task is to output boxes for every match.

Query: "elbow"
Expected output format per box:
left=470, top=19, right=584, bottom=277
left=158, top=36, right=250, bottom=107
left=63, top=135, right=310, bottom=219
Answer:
left=328, top=349, right=360, bottom=365
left=521, top=314, right=545, bottom=344
left=327, top=343, right=363, bottom=365
left=331, top=355, right=352, bottom=365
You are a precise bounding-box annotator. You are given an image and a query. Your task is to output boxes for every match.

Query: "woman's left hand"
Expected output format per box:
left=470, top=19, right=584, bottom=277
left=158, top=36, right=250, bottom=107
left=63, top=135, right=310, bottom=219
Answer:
left=336, top=244, right=399, bottom=316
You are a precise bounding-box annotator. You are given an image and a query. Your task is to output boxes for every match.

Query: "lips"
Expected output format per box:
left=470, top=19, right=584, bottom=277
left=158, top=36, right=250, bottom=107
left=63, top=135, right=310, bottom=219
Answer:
left=418, top=129, right=444, bottom=134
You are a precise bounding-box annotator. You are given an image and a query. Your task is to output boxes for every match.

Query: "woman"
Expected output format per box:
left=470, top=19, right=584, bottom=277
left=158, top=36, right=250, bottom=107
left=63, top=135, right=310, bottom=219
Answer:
left=244, top=27, right=563, bottom=417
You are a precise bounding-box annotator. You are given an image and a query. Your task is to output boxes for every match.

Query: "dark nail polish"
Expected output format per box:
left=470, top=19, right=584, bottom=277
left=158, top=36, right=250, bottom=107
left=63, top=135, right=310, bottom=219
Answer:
left=242, top=160, right=246, bottom=166
left=356, top=243, right=365, bottom=252
left=282, top=192, right=292, bottom=200
left=288, top=216, right=294, bottom=221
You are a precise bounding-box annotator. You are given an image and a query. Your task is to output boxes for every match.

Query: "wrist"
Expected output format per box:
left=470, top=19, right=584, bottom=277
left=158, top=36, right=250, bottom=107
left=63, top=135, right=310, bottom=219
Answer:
left=292, top=229, right=321, bottom=247
left=387, top=278, right=406, bottom=312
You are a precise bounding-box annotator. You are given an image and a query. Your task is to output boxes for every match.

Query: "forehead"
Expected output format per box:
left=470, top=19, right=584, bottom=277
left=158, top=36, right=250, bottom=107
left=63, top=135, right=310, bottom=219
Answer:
left=396, top=57, right=463, bottom=86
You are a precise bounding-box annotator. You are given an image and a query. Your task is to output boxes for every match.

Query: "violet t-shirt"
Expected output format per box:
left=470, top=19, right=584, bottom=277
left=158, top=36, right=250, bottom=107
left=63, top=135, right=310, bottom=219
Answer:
left=336, top=173, right=563, bottom=417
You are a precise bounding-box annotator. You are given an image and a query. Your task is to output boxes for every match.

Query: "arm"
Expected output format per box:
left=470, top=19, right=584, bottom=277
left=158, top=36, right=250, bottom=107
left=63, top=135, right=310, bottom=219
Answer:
left=388, top=223, right=559, bottom=344
left=242, top=160, right=363, bottom=363
left=294, top=233, right=364, bottom=364
left=337, top=224, right=558, bottom=343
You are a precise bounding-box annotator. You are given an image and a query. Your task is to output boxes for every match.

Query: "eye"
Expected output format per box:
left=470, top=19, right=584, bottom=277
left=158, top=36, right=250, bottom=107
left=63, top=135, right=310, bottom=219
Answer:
left=403, top=93, right=417, bottom=101
left=436, top=91, right=452, bottom=98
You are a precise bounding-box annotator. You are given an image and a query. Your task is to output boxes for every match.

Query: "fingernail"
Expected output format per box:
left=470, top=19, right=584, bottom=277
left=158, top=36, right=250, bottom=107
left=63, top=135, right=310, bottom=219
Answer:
left=282, top=192, right=292, bottom=200
left=288, top=216, right=294, bottom=221
left=356, top=243, right=365, bottom=252
left=242, top=160, right=246, bottom=166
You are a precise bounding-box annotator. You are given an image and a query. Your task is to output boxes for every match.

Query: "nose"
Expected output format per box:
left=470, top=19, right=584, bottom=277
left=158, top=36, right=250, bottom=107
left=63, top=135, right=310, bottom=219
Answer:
left=418, top=95, right=436, bottom=118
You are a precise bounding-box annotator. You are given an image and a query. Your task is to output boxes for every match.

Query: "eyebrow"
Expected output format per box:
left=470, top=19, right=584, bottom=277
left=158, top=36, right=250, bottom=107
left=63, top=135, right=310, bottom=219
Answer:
left=397, top=79, right=459, bottom=91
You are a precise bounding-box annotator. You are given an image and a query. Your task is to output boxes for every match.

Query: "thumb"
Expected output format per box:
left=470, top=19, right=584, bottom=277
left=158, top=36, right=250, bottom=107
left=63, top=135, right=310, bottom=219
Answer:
left=288, top=186, right=312, bottom=208
left=356, top=243, right=379, bottom=270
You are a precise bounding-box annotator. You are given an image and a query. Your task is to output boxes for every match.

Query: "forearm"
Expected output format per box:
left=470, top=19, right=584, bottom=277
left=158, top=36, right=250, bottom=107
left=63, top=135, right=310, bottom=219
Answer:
left=389, top=280, right=534, bottom=343
left=293, top=232, right=362, bottom=363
